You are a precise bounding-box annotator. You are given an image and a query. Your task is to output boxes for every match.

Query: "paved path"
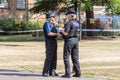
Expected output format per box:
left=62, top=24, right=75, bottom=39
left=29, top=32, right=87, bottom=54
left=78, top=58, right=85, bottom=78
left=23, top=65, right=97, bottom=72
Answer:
left=0, top=69, right=107, bottom=80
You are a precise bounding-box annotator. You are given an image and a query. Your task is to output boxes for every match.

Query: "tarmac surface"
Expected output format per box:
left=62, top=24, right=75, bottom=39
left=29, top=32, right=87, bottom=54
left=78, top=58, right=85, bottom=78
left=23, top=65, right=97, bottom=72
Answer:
left=0, top=69, right=107, bottom=80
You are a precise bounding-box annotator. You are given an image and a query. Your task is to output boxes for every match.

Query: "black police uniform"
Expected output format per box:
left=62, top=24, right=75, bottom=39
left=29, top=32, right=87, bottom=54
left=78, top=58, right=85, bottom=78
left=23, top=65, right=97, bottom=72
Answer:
left=62, top=19, right=81, bottom=77
left=42, top=21, right=57, bottom=76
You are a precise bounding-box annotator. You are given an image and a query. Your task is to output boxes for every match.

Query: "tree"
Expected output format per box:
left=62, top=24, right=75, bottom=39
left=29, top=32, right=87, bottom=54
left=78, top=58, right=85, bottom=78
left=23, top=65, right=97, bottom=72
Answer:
left=29, top=0, right=69, bottom=14
left=105, top=0, right=120, bottom=15
left=81, top=0, right=94, bottom=36
left=30, top=0, right=112, bottom=36
left=80, top=0, right=110, bottom=36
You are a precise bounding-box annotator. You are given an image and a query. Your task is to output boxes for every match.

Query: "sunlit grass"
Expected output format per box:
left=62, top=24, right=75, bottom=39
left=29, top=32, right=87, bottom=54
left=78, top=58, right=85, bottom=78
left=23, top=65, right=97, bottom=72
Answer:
left=0, top=35, right=120, bottom=79
left=0, top=34, right=44, bottom=41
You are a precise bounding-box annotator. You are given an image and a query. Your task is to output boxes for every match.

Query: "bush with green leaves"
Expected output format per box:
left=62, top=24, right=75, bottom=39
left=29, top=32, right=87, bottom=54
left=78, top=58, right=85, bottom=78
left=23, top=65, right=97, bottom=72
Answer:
left=0, top=18, right=44, bottom=32
left=0, top=18, right=15, bottom=31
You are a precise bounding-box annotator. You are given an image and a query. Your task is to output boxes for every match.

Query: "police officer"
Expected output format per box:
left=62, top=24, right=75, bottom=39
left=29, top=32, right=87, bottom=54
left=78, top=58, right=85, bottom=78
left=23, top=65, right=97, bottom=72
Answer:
left=42, top=12, right=59, bottom=77
left=60, top=9, right=81, bottom=78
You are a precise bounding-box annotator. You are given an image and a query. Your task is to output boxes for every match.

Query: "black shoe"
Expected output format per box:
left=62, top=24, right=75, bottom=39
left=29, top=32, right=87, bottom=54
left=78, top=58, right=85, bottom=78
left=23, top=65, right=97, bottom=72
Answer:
left=42, top=73, right=49, bottom=77
left=52, top=72, right=58, bottom=76
left=50, top=69, right=58, bottom=76
left=49, top=72, right=58, bottom=76
left=72, top=74, right=81, bottom=77
left=62, top=75, right=71, bottom=78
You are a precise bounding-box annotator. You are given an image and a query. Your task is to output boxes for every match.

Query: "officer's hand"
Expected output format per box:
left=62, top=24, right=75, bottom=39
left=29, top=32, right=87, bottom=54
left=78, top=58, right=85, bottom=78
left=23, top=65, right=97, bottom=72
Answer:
left=57, top=33, right=62, bottom=37
left=60, top=28, right=64, bottom=33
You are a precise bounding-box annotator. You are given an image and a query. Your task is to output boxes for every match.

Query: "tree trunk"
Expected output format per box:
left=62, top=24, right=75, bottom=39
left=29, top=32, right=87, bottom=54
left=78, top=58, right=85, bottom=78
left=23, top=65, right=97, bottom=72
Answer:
left=86, top=7, right=94, bottom=36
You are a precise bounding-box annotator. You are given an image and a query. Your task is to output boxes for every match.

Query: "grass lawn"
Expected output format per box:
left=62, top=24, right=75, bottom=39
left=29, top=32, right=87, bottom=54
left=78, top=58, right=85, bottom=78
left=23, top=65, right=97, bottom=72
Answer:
left=0, top=34, right=44, bottom=41
left=0, top=34, right=120, bottom=80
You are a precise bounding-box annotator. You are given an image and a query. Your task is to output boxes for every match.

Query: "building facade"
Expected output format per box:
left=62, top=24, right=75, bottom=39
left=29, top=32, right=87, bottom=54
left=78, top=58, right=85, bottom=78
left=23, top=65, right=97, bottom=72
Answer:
left=0, top=0, right=36, bottom=21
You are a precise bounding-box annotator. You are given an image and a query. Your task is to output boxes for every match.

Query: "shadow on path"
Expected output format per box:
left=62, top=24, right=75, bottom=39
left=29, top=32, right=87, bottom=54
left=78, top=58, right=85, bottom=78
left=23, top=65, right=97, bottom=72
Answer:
left=0, top=69, right=41, bottom=77
left=0, top=69, right=107, bottom=80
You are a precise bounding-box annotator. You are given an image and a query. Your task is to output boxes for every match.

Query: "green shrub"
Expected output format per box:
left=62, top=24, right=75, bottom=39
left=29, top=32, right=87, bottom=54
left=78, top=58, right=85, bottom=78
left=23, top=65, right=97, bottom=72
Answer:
left=0, top=18, right=15, bottom=31
left=28, top=20, right=44, bottom=29
left=0, top=18, right=44, bottom=31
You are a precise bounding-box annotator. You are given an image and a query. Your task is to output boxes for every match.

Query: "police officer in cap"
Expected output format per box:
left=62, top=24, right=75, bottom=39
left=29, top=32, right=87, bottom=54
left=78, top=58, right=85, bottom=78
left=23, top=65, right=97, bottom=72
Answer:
left=60, top=9, right=81, bottom=78
left=42, top=12, right=59, bottom=77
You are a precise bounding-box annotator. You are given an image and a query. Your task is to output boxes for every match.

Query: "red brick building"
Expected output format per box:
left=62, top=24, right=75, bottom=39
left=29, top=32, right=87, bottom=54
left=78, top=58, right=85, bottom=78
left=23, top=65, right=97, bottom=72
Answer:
left=0, top=0, right=37, bottom=21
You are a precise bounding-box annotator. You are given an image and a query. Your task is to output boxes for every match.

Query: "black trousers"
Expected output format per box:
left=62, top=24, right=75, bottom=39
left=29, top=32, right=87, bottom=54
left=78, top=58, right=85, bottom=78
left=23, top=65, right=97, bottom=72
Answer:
left=42, top=39, right=57, bottom=74
left=63, top=38, right=81, bottom=76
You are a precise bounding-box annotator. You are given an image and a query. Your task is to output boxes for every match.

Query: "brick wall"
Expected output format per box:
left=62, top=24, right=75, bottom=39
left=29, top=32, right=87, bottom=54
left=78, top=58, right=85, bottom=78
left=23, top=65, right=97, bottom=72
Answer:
left=0, top=0, right=29, bottom=21
left=0, top=0, right=46, bottom=21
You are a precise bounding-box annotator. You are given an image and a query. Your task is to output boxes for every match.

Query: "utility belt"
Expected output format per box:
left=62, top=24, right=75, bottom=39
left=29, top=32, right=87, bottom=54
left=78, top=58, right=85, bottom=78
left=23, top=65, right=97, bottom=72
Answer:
left=66, top=36, right=77, bottom=40
left=45, top=37, right=57, bottom=40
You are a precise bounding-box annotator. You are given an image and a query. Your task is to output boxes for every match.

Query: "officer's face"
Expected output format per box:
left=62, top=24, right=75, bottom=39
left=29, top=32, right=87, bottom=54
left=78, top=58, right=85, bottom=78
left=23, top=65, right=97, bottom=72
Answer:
left=50, top=16, right=55, bottom=22
left=66, top=14, right=70, bottom=20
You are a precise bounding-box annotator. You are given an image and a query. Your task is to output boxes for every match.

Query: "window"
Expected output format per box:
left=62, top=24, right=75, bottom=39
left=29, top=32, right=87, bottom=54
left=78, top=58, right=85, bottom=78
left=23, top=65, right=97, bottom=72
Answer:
left=0, top=0, right=9, bottom=8
left=17, top=0, right=25, bottom=9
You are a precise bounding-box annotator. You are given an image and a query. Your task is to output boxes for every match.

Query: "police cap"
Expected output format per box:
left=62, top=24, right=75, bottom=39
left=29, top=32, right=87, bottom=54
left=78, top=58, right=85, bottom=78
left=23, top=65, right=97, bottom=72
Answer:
left=65, top=9, right=76, bottom=15
left=46, top=13, right=55, bottom=18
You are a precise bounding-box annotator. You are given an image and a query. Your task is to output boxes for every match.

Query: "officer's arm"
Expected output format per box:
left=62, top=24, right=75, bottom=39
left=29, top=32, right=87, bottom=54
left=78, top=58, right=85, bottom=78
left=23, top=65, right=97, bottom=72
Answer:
left=48, top=32, right=58, bottom=36
left=60, top=22, right=70, bottom=36
left=60, top=29, right=68, bottom=36
left=44, top=22, right=58, bottom=36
